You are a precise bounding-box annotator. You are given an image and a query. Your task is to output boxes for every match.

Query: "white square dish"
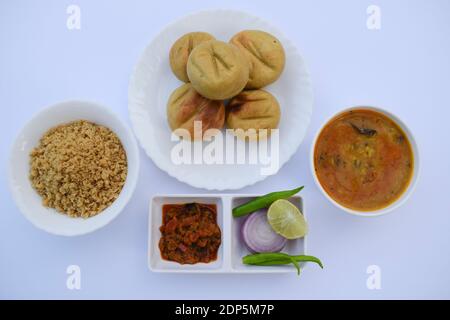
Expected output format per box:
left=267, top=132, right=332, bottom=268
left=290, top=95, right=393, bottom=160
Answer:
left=230, top=195, right=306, bottom=273
left=149, top=195, right=225, bottom=273
left=148, top=194, right=307, bottom=273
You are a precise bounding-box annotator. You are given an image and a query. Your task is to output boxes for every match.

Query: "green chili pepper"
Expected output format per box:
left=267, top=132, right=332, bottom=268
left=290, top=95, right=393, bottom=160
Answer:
left=242, top=253, right=323, bottom=276
left=232, top=186, right=304, bottom=218
left=289, top=257, right=301, bottom=275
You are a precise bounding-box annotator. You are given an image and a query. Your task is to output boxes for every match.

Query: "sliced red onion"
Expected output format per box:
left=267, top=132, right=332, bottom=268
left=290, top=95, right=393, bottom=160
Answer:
left=241, top=210, right=287, bottom=253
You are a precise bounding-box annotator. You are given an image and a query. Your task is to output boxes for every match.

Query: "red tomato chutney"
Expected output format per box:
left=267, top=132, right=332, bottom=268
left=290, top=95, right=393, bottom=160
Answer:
left=159, top=203, right=221, bottom=264
left=314, top=109, right=414, bottom=211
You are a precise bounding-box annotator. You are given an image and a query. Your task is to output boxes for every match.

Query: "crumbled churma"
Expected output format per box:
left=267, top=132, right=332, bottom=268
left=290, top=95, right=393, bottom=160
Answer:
left=29, top=120, right=127, bottom=218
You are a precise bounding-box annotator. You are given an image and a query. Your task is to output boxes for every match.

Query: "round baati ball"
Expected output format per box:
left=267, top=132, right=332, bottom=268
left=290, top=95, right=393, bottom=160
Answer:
left=187, top=40, right=249, bottom=100
left=169, top=32, right=216, bottom=82
left=230, top=30, right=285, bottom=89
left=167, top=83, right=225, bottom=140
left=227, top=90, right=280, bottom=140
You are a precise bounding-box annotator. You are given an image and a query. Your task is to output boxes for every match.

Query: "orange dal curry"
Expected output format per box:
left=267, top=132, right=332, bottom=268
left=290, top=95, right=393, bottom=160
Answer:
left=314, top=109, right=414, bottom=211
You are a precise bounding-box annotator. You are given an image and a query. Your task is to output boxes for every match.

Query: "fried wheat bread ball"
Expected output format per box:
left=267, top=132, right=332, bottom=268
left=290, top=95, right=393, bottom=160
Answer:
left=227, top=90, right=280, bottom=140
left=169, top=32, right=216, bottom=82
left=167, top=83, right=225, bottom=140
left=187, top=40, right=250, bottom=100
left=230, top=30, right=285, bottom=89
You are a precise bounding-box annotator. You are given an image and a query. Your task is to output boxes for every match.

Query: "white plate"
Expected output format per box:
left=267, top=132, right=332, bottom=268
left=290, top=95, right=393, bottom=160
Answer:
left=8, top=100, right=140, bottom=236
left=148, top=195, right=306, bottom=273
left=129, top=10, right=313, bottom=190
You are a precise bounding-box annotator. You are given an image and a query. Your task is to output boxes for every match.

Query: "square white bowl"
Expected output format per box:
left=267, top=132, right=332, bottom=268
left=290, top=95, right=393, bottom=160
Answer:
left=148, top=194, right=306, bottom=273
left=149, top=195, right=225, bottom=273
left=230, top=195, right=306, bottom=273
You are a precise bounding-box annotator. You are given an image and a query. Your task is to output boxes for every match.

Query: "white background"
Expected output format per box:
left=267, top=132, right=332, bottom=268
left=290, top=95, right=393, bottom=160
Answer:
left=1, top=0, right=450, bottom=299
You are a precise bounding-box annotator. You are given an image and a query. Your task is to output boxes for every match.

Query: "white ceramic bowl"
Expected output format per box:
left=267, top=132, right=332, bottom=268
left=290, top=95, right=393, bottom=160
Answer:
left=310, top=106, right=420, bottom=217
left=8, top=100, right=140, bottom=236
